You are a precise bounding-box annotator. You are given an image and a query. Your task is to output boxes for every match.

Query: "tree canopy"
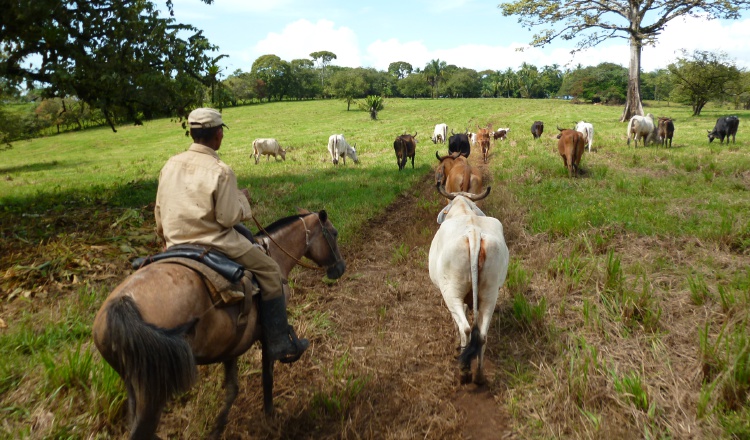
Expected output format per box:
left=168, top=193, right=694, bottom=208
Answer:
left=1, top=0, right=220, bottom=131
left=500, top=0, right=750, bottom=121
left=668, top=50, right=741, bottom=115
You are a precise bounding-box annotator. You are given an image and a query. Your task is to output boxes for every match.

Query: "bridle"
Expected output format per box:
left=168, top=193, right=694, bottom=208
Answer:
left=251, top=213, right=342, bottom=272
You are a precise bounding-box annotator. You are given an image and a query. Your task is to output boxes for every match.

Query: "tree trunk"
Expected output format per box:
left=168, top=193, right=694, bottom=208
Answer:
left=620, top=36, right=644, bottom=122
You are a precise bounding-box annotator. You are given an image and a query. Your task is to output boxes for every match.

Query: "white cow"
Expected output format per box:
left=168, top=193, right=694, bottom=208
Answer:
left=627, top=113, right=655, bottom=148
left=432, top=123, right=448, bottom=144
left=429, top=186, right=509, bottom=385
left=327, top=134, right=359, bottom=165
left=575, top=121, right=594, bottom=152
left=252, top=138, right=287, bottom=164
left=469, top=132, right=477, bottom=146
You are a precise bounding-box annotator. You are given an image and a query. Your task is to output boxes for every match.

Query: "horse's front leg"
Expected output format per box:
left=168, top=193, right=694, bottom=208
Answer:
left=209, top=358, right=239, bottom=440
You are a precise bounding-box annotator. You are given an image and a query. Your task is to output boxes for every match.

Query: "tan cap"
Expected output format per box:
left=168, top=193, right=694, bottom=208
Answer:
left=188, top=108, right=228, bottom=129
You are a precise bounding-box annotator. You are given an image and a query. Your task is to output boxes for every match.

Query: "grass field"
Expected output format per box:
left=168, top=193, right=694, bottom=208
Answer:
left=1, top=97, right=749, bottom=439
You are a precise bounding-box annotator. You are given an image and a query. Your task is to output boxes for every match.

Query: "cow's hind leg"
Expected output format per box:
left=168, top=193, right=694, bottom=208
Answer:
left=209, top=358, right=240, bottom=440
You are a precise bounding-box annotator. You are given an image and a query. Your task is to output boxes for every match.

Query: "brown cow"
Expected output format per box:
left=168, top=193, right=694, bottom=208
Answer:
left=435, top=151, right=482, bottom=195
left=657, top=117, right=675, bottom=148
left=556, top=127, right=585, bottom=177
left=394, top=132, right=417, bottom=171
left=476, top=127, right=492, bottom=164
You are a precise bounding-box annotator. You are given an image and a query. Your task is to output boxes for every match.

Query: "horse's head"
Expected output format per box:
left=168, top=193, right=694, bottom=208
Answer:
left=299, top=209, right=346, bottom=279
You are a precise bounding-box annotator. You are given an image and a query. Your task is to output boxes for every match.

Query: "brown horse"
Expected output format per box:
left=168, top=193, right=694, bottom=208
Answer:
left=93, top=209, right=346, bottom=440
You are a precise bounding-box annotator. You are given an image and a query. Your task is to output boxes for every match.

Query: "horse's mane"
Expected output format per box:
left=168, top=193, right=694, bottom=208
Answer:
left=255, top=212, right=315, bottom=237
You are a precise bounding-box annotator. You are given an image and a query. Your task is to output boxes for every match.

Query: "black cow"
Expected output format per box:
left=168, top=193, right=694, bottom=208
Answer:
left=531, top=121, right=544, bottom=139
left=394, top=132, right=417, bottom=171
left=448, top=131, right=471, bottom=158
left=657, top=117, right=675, bottom=148
left=708, top=116, right=740, bottom=144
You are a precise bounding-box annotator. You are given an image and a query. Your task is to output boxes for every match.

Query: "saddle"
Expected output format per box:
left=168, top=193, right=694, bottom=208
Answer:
left=132, top=244, right=260, bottom=305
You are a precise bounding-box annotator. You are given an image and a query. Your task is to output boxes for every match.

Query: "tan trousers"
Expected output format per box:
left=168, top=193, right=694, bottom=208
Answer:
left=233, top=245, right=283, bottom=301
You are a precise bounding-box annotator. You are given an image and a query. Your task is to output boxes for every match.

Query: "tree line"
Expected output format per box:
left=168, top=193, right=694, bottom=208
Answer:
left=2, top=50, right=749, bottom=144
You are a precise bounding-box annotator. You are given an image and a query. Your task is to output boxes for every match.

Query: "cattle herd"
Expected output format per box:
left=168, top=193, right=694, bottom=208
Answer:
left=250, top=114, right=739, bottom=180
left=243, top=112, right=742, bottom=386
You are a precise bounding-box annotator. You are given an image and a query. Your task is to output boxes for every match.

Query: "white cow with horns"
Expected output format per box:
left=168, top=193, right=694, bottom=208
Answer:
left=429, top=185, right=509, bottom=385
left=327, top=134, right=360, bottom=165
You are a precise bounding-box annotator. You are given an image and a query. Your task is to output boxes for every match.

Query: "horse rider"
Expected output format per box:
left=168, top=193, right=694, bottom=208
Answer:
left=154, top=107, right=309, bottom=364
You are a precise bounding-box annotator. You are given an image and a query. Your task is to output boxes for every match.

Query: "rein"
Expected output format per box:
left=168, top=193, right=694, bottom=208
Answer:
left=251, top=213, right=335, bottom=272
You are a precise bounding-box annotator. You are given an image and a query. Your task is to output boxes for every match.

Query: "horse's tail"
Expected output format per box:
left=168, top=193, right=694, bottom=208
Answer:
left=458, top=231, right=482, bottom=366
left=105, top=296, right=197, bottom=405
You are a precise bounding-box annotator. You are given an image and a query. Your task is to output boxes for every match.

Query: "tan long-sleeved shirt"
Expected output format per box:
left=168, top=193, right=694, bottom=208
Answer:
left=154, top=143, right=252, bottom=258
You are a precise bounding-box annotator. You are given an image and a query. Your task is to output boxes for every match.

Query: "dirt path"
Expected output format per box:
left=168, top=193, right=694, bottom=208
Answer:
left=212, top=156, right=517, bottom=439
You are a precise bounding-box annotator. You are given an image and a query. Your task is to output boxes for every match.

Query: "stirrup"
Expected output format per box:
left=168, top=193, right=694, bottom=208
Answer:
left=277, top=327, right=309, bottom=364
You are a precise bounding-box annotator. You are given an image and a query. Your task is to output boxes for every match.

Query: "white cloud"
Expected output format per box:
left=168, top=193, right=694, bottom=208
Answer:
left=363, top=15, right=750, bottom=72
left=224, top=13, right=750, bottom=74
left=238, top=19, right=361, bottom=69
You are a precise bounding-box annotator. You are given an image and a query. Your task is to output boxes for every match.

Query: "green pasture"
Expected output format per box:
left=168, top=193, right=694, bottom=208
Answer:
left=1, top=97, right=750, bottom=438
left=3, top=98, right=749, bottom=243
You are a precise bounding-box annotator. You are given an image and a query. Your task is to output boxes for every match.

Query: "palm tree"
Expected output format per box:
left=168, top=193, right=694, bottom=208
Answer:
left=206, top=55, right=228, bottom=105
left=424, top=59, right=447, bottom=98
left=501, top=68, right=517, bottom=98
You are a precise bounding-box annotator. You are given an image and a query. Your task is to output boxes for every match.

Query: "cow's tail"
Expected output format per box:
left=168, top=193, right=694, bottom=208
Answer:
left=626, top=118, right=635, bottom=146
left=458, top=232, right=482, bottom=366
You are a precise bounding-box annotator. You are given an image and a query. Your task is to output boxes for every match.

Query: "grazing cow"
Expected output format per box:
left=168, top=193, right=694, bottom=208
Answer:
left=708, top=116, right=740, bottom=144
left=574, top=121, right=594, bottom=152
left=252, top=138, right=287, bottom=164
left=531, top=121, right=544, bottom=139
left=557, top=127, right=585, bottom=177
left=429, top=185, right=509, bottom=385
left=476, top=127, right=492, bottom=164
left=432, top=123, right=448, bottom=144
left=492, top=128, right=509, bottom=141
left=435, top=151, right=482, bottom=195
left=657, top=117, right=675, bottom=148
left=448, top=131, right=471, bottom=158
left=327, top=134, right=359, bottom=165
left=627, top=113, right=655, bottom=148
left=394, top=132, right=418, bottom=171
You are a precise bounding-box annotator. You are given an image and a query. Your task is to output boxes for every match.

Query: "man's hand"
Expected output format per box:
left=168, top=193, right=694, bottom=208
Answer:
left=240, top=188, right=251, bottom=203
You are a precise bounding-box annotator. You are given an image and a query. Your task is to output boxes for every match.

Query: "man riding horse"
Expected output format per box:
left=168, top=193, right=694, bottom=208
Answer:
left=154, top=107, right=308, bottom=364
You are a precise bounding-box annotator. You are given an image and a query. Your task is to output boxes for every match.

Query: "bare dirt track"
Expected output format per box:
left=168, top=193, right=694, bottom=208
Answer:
left=192, top=160, right=519, bottom=439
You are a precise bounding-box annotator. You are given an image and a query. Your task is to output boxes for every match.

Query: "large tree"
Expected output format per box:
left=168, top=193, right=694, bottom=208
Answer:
left=668, top=50, right=741, bottom=115
left=327, top=68, right=367, bottom=110
left=310, top=50, right=337, bottom=94
left=251, top=55, right=291, bottom=102
left=500, top=0, right=750, bottom=122
left=388, top=61, right=413, bottom=79
left=1, top=0, right=219, bottom=131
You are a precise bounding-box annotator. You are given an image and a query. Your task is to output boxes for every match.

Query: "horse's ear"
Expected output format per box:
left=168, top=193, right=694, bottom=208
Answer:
left=296, top=207, right=312, bottom=215
left=318, top=210, right=328, bottom=222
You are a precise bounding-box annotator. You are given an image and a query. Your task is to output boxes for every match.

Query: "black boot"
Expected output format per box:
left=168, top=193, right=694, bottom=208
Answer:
left=260, top=296, right=309, bottom=364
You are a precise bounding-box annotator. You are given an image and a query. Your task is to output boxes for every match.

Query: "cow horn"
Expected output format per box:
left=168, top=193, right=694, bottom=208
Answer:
left=557, top=126, right=565, bottom=132
left=436, top=183, right=455, bottom=200
left=466, top=186, right=491, bottom=201
left=413, top=132, right=417, bottom=138
left=435, top=151, right=442, bottom=161
left=451, top=129, right=455, bottom=135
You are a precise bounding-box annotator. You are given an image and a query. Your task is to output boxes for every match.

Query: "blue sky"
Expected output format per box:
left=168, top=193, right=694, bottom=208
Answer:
left=165, top=0, right=750, bottom=75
